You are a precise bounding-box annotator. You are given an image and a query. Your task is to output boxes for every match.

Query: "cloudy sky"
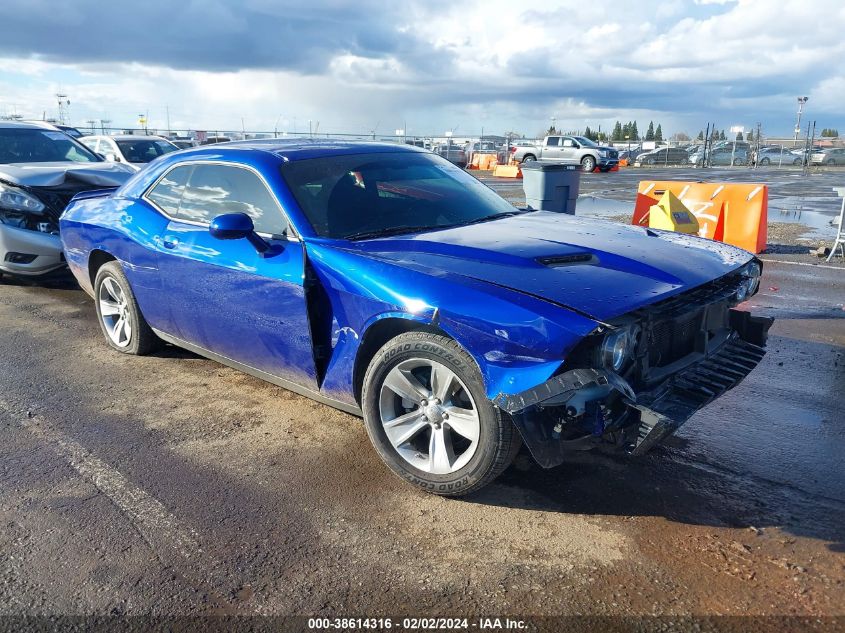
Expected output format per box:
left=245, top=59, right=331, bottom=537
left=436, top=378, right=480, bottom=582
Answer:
left=0, top=0, right=842, bottom=139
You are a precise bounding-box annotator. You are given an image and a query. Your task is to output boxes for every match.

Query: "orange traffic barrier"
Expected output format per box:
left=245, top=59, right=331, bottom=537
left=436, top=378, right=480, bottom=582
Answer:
left=468, top=154, right=498, bottom=170
left=632, top=181, right=768, bottom=253
left=493, top=164, right=522, bottom=178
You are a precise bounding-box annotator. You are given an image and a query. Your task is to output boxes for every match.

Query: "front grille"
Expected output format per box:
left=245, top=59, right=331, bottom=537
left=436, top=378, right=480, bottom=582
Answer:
left=632, top=271, right=743, bottom=319
left=649, top=310, right=700, bottom=367
left=28, top=182, right=96, bottom=221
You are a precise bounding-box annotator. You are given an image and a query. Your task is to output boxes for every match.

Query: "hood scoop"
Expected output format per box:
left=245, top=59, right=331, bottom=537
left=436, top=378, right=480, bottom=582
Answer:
left=537, top=253, right=597, bottom=267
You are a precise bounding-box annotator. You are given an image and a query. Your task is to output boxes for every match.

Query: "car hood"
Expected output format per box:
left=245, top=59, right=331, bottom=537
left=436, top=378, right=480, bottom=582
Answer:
left=0, top=161, right=135, bottom=187
left=346, top=212, right=752, bottom=321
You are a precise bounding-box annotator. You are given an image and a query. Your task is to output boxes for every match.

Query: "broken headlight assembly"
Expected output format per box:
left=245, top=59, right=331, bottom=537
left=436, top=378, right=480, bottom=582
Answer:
left=0, top=182, right=46, bottom=214
left=600, top=326, right=633, bottom=372
left=0, top=182, right=55, bottom=233
left=735, top=261, right=762, bottom=302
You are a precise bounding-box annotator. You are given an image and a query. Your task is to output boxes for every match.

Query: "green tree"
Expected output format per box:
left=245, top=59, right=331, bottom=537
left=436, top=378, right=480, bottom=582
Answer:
left=821, top=128, right=839, bottom=137
left=719, top=130, right=726, bottom=140
left=584, top=125, right=593, bottom=140
left=655, top=124, right=663, bottom=141
left=736, top=131, right=744, bottom=141
left=746, top=129, right=754, bottom=142
left=645, top=121, right=655, bottom=141
left=697, top=130, right=704, bottom=140
left=612, top=121, right=623, bottom=141
left=631, top=121, right=639, bottom=140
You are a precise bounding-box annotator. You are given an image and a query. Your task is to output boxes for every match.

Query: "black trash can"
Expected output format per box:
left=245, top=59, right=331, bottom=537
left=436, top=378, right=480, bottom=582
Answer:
left=521, top=163, right=581, bottom=214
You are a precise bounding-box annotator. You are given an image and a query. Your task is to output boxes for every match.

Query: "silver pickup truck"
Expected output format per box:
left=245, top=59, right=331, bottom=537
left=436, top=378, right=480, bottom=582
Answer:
left=513, top=135, right=619, bottom=172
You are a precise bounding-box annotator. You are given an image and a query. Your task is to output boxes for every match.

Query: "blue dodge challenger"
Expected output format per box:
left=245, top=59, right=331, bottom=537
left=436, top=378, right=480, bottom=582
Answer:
left=60, top=140, right=772, bottom=496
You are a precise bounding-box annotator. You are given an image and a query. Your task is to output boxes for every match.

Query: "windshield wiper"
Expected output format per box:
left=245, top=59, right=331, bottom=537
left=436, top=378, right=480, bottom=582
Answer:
left=447, top=209, right=532, bottom=229
left=344, top=225, right=441, bottom=241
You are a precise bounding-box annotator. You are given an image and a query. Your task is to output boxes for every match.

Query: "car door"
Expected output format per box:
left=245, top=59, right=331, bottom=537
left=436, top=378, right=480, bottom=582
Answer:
left=541, top=136, right=563, bottom=162
left=558, top=137, right=581, bottom=165
left=147, top=161, right=318, bottom=390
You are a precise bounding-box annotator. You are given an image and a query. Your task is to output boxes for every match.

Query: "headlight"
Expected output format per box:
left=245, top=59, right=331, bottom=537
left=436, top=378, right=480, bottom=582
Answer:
left=601, top=328, right=631, bottom=372
left=740, top=261, right=762, bottom=299
left=0, top=182, right=45, bottom=213
left=598, top=150, right=608, bottom=157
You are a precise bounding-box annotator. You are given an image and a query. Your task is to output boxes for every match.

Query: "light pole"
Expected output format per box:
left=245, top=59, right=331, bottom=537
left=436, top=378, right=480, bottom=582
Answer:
left=794, top=96, right=808, bottom=146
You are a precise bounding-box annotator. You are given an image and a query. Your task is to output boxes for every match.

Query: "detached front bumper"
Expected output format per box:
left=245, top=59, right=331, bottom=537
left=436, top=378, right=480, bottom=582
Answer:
left=494, top=312, right=774, bottom=468
left=0, top=224, right=64, bottom=277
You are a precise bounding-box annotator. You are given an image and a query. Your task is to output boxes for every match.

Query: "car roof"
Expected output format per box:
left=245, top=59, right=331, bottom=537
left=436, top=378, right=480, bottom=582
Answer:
left=0, top=120, right=56, bottom=130
left=170, top=138, right=426, bottom=162
left=83, top=134, right=169, bottom=141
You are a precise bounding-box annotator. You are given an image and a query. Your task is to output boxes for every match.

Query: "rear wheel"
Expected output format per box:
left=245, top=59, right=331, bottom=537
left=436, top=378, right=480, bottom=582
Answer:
left=94, top=261, right=160, bottom=355
left=760, top=157, right=770, bottom=166
left=521, top=154, right=536, bottom=164
left=581, top=156, right=596, bottom=172
left=362, top=332, right=520, bottom=496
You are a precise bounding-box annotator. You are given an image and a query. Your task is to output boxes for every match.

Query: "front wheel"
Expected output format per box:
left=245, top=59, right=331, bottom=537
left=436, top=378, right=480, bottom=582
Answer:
left=581, top=156, right=596, bottom=171
left=94, top=261, right=160, bottom=355
left=362, top=332, right=520, bottom=496
left=733, top=158, right=745, bottom=166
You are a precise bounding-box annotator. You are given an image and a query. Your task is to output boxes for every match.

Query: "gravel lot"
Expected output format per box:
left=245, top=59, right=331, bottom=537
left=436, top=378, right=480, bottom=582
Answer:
left=0, top=167, right=843, bottom=629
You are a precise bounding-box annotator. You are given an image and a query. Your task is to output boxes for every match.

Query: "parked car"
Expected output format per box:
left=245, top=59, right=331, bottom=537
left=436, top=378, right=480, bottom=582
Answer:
left=60, top=139, right=771, bottom=496
left=433, top=142, right=467, bottom=168
left=753, top=146, right=803, bottom=166
left=170, top=138, right=198, bottom=150
left=498, top=141, right=536, bottom=165
left=513, top=136, right=619, bottom=172
left=810, top=147, right=845, bottom=166
left=24, top=121, right=84, bottom=139
left=466, top=140, right=498, bottom=165
left=79, top=135, right=180, bottom=171
left=0, top=121, right=135, bottom=278
left=689, top=146, right=748, bottom=166
left=201, top=136, right=232, bottom=145
left=633, top=147, right=690, bottom=166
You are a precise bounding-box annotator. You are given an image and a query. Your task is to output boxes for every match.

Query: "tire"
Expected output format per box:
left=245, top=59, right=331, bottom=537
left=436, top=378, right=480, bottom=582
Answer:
left=362, top=331, right=521, bottom=497
left=732, top=158, right=745, bottom=166
left=793, top=158, right=802, bottom=166
left=678, top=156, right=688, bottom=165
left=93, top=260, right=160, bottom=355
left=581, top=156, right=596, bottom=172
left=760, top=157, right=770, bottom=166
left=826, top=159, right=836, bottom=166
left=646, top=157, right=656, bottom=165
left=521, top=154, right=536, bottom=164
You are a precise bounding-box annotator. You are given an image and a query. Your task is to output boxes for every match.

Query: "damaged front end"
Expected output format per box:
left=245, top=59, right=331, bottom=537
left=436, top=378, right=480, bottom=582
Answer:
left=494, top=263, right=774, bottom=468
left=0, top=178, right=114, bottom=276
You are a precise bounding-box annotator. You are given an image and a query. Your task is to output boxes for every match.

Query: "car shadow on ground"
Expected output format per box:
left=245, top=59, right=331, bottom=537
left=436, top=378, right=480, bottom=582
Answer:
left=468, top=447, right=845, bottom=553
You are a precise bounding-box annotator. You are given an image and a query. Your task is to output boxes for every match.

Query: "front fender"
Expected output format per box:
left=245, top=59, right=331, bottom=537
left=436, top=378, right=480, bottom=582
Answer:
left=305, top=242, right=600, bottom=404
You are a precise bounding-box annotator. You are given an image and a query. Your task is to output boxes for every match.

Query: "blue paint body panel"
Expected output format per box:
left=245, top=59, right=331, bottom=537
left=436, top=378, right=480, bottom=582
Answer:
left=59, top=140, right=754, bottom=409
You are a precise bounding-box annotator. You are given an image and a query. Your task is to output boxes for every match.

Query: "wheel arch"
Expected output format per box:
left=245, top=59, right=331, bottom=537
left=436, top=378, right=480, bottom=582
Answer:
left=88, top=249, right=118, bottom=288
left=352, top=315, right=455, bottom=406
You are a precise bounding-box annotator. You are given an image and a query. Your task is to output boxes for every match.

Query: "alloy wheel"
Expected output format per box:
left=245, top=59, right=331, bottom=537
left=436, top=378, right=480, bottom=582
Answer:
left=378, top=358, right=480, bottom=475
left=98, top=276, right=132, bottom=347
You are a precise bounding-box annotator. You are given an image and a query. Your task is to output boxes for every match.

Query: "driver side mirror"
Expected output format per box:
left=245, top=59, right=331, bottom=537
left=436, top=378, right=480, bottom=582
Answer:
left=209, top=212, right=275, bottom=256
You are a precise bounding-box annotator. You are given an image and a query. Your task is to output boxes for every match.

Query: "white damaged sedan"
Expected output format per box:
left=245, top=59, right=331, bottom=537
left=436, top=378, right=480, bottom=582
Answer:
left=0, top=121, right=135, bottom=278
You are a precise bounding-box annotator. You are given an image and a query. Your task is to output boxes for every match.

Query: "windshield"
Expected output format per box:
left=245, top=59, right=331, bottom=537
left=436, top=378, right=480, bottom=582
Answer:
left=572, top=136, right=598, bottom=147
left=0, top=127, right=102, bottom=164
left=116, top=139, right=178, bottom=163
left=280, top=151, right=520, bottom=239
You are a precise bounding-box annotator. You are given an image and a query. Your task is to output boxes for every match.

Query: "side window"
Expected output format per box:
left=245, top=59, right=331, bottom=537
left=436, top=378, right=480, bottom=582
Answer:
left=146, top=165, right=193, bottom=216
left=546, top=137, right=560, bottom=147
left=561, top=138, right=574, bottom=147
left=98, top=139, right=115, bottom=157
left=81, top=138, right=98, bottom=152
left=177, top=164, right=287, bottom=236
